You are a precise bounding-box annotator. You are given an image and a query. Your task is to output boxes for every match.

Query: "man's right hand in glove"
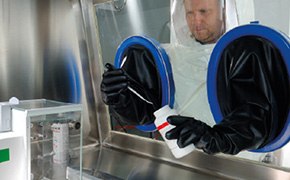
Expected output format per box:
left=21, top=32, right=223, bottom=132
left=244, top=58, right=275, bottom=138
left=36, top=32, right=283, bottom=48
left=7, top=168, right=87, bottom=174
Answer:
left=165, top=103, right=269, bottom=155
left=100, top=63, right=129, bottom=107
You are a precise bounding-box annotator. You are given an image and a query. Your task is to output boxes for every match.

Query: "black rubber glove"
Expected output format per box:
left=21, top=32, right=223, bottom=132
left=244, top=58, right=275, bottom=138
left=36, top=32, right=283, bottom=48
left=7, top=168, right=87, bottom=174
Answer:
left=165, top=116, right=211, bottom=149
left=165, top=103, right=270, bottom=155
left=100, top=63, right=157, bottom=125
left=101, top=63, right=130, bottom=107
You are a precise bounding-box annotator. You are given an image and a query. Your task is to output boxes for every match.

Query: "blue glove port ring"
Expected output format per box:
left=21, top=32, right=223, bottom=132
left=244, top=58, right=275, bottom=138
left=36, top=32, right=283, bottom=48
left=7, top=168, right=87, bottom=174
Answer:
left=115, top=36, right=175, bottom=132
left=207, top=23, right=290, bottom=152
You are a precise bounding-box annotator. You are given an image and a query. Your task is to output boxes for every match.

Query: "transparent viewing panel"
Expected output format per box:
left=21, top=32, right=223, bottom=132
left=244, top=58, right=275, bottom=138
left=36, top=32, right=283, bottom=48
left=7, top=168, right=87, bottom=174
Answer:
left=95, top=0, right=290, bottom=171
left=95, top=0, right=170, bottom=65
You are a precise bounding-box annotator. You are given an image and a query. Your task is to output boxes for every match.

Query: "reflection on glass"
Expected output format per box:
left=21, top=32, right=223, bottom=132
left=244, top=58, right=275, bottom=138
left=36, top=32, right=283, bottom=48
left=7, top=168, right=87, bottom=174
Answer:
left=95, top=0, right=170, bottom=65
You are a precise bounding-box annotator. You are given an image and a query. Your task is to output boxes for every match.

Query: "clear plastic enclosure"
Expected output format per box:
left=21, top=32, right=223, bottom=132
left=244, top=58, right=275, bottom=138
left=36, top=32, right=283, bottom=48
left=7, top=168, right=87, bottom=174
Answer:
left=12, top=99, right=82, bottom=180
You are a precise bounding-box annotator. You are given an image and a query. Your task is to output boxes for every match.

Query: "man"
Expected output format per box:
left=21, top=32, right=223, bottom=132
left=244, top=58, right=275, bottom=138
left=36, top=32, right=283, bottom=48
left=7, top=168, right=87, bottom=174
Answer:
left=168, top=0, right=227, bottom=128
left=165, top=0, right=285, bottom=155
left=183, top=0, right=225, bottom=44
left=101, top=0, right=226, bottom=127
left=171, top=0, right=234, bottom=46
left=101, top=0, right=282, bottom=155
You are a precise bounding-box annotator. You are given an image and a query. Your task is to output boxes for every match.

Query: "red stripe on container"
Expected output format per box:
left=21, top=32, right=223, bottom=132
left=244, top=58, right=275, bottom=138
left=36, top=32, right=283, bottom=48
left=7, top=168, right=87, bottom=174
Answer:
left=157, top=122, right=169, bottom=130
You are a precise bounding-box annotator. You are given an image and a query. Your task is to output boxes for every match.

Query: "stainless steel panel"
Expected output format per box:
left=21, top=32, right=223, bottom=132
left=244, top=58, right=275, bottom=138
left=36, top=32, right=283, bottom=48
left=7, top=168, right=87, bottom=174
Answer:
left=0, top=0, right=39, bottom=99
left=83, top=146, right=227, bottom=180
left=81, top=144, right=290, bottom=180
left=0, top=0, right=100, bottom=144
left=101, top=132, right=290, bottom=180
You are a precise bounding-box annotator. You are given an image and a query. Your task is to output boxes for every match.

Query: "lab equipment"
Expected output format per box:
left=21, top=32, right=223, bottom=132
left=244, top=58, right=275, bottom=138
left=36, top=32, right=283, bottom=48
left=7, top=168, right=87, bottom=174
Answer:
left=0, top=98, right=83, bottom=180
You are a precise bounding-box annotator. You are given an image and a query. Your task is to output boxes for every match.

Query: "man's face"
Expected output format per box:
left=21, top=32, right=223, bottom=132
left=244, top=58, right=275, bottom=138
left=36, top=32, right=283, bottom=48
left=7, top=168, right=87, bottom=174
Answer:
left=184, top=0, right=224, bottom=44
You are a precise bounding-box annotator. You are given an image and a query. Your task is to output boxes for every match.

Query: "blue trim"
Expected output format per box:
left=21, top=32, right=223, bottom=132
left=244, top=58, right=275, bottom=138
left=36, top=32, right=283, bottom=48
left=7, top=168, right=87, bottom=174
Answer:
left=207, top=23, right=290, bottom=152
left=69, top=61, right=81, bottom=103
left=115, top=36, right=175, bottom=132
left=66, top=50, right=81, bottom=103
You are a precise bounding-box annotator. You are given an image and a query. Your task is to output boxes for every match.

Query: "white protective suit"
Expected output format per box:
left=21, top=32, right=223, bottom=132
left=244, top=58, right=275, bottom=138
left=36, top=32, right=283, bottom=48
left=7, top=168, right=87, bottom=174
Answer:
left=165, top=0, right=255, bottom=125
left=162, top=0, right=266, bottom=161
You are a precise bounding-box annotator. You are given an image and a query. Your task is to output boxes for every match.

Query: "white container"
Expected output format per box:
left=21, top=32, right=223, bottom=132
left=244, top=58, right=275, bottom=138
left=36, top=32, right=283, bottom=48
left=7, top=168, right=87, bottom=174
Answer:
left=51, top=123, right=69, bottom=164
left=154, top=105, right=195, bottom=158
